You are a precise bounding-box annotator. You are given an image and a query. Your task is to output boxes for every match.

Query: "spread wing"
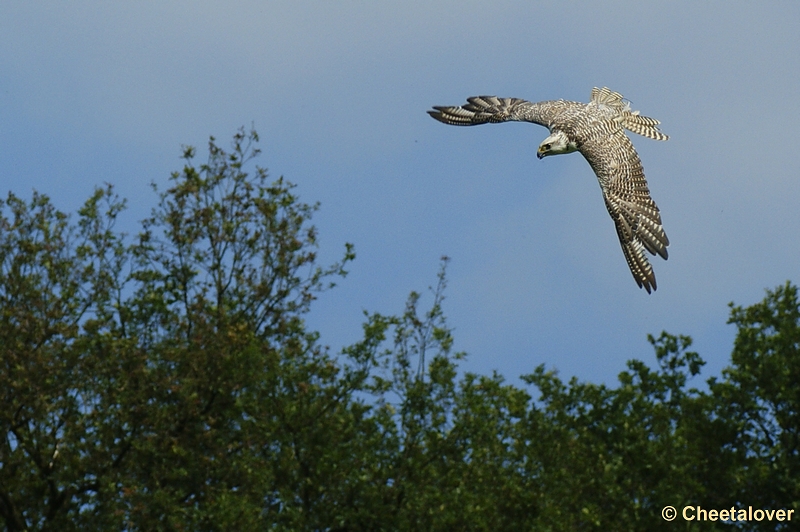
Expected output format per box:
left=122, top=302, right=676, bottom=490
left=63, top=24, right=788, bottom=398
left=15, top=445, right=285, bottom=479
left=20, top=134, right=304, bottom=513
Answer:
left=429, top=91, right=670, bottom=293
left=580, top=127, right=669, bottom=293
left=428, top=96, right=571, bottom=128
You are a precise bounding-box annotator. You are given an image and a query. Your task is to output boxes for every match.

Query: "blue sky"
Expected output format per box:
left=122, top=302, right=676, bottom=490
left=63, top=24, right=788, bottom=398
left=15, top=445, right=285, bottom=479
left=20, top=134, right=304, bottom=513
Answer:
left=2, top=2, right=799, bottom=387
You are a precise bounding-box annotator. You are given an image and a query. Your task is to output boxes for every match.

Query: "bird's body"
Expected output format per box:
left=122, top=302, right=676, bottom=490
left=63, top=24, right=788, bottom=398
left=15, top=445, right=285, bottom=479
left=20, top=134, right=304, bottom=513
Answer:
left=428, top=87, right=669, bottom=293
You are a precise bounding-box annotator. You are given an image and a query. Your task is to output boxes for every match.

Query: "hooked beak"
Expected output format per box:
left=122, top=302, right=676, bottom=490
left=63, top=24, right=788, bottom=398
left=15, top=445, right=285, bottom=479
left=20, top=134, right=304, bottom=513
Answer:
left=537, top=150, right=545, bottom=160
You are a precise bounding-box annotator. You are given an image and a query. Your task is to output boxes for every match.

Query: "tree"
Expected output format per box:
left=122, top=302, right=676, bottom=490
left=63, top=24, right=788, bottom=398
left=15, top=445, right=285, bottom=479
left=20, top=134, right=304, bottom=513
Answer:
left=2, top=127, right=799, bottom=531
left=518, top=333, right=735, bottom=531
left=711, top=282, right=800, bottom=524
left=0, top=128, right=363, bottom=530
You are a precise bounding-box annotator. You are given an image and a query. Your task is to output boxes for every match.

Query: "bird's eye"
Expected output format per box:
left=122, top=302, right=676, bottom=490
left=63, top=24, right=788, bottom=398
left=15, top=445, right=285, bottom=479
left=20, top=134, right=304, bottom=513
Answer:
left=543, top=144, right=551, bottom=150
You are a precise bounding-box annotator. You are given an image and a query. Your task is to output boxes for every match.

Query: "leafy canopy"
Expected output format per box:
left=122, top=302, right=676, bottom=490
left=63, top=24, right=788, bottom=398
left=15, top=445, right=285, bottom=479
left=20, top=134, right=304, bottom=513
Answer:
left=1, top=129, right=797, bottom=531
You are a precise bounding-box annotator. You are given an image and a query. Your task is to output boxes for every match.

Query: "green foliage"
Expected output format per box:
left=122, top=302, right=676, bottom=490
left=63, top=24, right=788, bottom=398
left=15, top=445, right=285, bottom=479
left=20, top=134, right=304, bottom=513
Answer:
left=1, top=128, right=798, bottom=531
left=0, top=129, right=358, bottom=531
left=712, top=283, right=800, bottom=516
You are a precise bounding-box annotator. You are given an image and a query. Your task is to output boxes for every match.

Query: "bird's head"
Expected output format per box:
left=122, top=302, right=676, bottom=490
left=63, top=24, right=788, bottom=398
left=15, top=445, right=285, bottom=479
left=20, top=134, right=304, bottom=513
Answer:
left=537, top=131, right=577, bottom=159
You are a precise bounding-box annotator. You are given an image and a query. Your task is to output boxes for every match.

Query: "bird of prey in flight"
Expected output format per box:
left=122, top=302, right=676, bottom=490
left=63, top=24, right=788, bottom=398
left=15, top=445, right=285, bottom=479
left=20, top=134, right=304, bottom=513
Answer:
left=428, top=87, right=669, bottom=293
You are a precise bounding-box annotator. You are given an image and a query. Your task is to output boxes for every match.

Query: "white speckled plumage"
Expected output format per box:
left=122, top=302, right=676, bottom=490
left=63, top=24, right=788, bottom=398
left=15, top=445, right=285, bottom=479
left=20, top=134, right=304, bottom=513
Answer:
left=429, top=87, right=669, bottom=293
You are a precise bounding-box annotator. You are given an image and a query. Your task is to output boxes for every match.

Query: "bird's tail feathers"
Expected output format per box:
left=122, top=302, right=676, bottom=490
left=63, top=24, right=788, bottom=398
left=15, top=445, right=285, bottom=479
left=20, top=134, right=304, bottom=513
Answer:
left=622, top=112, right=669, bottom=141
left=591, top=87, right=669, bottom=141
left=591, top=87, right=627, bottom=110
